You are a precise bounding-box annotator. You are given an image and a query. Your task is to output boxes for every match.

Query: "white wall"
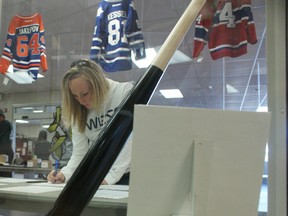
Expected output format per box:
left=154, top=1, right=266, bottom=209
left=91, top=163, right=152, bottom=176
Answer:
left=0, top=89, right=61, bottom=122
left=16, top=124, right=41, bottom=139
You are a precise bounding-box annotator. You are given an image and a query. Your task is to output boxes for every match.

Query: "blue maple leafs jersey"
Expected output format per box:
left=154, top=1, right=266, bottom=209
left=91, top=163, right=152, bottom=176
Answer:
left=90, top=0, right=146, bottom=72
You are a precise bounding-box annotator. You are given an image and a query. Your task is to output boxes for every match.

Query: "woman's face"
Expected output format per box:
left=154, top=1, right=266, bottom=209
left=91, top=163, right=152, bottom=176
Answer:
left=69, top=76, right=93, bottom=109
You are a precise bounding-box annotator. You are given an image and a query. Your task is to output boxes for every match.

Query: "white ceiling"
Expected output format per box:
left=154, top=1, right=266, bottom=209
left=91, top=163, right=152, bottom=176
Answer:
left=0, top=0, right=267, bottom=111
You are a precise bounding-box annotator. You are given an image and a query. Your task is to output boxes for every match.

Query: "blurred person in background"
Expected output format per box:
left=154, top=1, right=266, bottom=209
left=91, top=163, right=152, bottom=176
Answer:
left=34, top=130, right=51, bottom=160
left=0, top=109, right=14, bottom=164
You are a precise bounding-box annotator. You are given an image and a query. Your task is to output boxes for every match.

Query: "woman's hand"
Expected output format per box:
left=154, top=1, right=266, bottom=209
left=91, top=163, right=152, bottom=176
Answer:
left=47, top=170, right=65, bottom=184
left=101, top=179, right=108, bottom=185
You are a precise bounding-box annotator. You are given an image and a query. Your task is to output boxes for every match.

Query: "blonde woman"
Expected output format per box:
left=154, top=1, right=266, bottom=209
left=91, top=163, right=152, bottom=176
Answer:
left=47, top=59, right=133, bottom=185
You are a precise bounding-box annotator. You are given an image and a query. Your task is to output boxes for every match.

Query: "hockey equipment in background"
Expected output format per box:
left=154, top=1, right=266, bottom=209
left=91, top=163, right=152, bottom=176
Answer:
left=90, top=0, right=146, bottom=72
left=0, top=13, right=48, bottom=79
left=47, top=107, right=72, bottom=162
left=193, top=0, right=258, bottom=60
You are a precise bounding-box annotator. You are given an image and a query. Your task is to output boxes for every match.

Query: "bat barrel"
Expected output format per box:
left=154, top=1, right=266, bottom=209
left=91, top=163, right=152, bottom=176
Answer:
left=152, top=0, right=206, bottom=71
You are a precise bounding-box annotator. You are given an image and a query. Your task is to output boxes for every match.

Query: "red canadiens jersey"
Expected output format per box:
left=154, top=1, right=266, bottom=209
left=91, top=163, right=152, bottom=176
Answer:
left=193, top=0, right=258, bottom=60
left=0, top=13, right=48, bottom=79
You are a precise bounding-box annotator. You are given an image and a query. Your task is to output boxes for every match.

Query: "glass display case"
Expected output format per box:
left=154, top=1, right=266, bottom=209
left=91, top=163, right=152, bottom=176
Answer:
left=0, top=0, right=286, bottom=216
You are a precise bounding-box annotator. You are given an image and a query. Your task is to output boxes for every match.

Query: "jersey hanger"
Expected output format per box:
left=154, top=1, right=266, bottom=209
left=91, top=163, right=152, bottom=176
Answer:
left=18, top=0, right=38, bottom=17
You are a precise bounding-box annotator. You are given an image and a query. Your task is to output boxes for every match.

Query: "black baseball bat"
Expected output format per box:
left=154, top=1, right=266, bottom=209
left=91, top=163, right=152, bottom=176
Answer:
left=46, top=0, right=206, bottom=215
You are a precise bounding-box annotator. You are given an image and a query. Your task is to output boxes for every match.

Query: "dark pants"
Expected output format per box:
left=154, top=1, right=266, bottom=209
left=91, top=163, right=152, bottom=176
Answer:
left=0, top=171, right=12, bottom=177
left=116, top=172, right=130, bottom=185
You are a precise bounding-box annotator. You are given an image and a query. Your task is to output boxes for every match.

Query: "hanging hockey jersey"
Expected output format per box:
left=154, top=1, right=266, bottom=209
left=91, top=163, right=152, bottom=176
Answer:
left=0, top=13, right=48, bottom=79
left=193, top=0, right=258, bottom=60
left=90, top=0, right=146, bottom=72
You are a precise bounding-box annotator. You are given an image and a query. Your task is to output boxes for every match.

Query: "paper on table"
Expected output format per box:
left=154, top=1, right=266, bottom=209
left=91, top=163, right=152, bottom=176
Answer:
left=0, top=178, right=128, bottom=198
left=0, top=178, right=29, bottom=183
left=0, top=185, right=62, bottom=193
left=27, top=182, right=66, bottom=188
left=94, top=189, right=129, bottom=199
left=99, top=185, right=129, bottom=191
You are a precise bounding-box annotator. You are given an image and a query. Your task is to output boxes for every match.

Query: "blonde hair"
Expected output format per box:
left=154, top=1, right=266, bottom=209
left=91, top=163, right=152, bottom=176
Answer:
left=61, top=59, right=109, bottom=133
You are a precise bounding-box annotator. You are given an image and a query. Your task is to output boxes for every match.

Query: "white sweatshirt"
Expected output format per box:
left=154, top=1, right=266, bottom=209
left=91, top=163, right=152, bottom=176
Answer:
left=60, top=78, right=134, bottom=184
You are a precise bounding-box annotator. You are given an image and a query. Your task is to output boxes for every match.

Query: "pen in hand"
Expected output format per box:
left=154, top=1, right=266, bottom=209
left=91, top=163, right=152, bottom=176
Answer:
left=54, top=160, right=58, bottom=177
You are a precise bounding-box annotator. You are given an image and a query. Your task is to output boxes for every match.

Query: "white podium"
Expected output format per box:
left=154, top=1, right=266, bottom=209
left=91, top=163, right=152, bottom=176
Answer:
left=128, top=105, right=271, bottom=216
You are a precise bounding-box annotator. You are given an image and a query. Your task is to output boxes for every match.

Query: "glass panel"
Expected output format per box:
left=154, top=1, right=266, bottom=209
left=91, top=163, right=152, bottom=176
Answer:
left=0, top=0, right=268, bottom=215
